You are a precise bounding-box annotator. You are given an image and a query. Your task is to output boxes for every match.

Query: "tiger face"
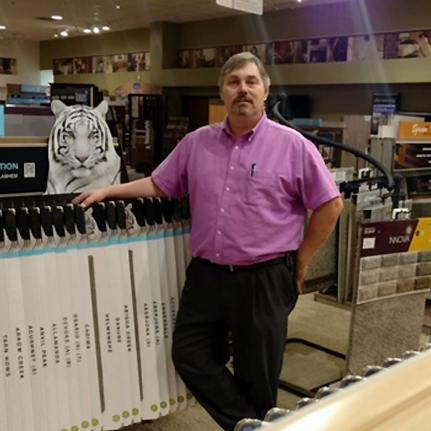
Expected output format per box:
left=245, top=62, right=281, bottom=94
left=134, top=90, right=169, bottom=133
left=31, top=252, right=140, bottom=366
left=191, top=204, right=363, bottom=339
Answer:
left=46, top=100, right=121, bottom=194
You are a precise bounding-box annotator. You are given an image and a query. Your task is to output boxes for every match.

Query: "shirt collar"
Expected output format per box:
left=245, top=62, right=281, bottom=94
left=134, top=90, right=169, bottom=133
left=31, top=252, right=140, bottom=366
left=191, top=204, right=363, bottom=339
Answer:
left=222, top=111, right=268, bottom=140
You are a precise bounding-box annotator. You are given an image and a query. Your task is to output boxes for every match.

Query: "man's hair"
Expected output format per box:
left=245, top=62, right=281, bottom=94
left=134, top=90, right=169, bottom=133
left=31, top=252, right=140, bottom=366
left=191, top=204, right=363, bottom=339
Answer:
left=218, top=52, right=271, bottom=90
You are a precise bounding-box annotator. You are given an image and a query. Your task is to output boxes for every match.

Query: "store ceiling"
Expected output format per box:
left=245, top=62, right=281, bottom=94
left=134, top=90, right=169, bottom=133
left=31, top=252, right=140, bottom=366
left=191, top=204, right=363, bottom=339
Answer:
left=0, top=0, right=354, bottom=41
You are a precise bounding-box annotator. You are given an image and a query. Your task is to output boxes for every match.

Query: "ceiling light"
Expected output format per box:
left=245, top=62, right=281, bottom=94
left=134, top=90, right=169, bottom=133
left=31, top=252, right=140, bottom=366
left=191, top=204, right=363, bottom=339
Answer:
left=54, top=34, right=58, bottom=38
left=83, top=28, right=91, bottom=33
left=60, top=30, right=68, bottom=37
left=102, top=25, right=110, bottom=31
left=116, top=5, right=120, bottom=9
left=51, top=15, right=63, bottom=20
left=93, top=27, right=100, bottom=34
left=0, top=25, right=6, bottom=30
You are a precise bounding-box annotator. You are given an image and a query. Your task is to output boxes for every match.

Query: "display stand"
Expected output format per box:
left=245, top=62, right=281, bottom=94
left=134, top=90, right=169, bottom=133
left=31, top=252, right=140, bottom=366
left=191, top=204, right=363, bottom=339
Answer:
left=346, top=219, right=431, bottom=374
left=128, top=94, right=165, bottom=174
left=0, top=195, right=194, bottom=430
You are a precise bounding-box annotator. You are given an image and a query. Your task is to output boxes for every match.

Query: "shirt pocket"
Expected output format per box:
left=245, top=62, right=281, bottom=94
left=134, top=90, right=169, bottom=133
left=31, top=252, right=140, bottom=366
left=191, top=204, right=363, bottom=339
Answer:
left=243, top=171, right=283, bottom=207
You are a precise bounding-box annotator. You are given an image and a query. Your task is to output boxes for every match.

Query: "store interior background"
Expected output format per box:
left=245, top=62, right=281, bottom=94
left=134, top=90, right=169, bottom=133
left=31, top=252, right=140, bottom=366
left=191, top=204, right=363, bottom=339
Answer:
left=1, top=0, right=431, bottom=120
left=1, top=0, right=431, bottom=430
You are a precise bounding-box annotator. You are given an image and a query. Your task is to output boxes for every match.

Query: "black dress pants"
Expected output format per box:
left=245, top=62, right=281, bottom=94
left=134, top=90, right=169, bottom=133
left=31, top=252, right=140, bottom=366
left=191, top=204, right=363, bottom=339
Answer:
left=172, top=257, right=298, bottom=431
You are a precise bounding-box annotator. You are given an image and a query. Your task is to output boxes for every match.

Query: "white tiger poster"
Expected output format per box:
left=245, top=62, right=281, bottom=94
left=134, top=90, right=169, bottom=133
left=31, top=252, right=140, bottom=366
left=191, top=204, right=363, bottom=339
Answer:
left=45, top=100, right=121, bottom=194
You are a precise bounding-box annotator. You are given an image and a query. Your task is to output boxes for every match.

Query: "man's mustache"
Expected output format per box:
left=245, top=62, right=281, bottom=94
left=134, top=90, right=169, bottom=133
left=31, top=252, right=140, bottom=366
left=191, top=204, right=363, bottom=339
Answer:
left=234, top=96, right=253, bottom=103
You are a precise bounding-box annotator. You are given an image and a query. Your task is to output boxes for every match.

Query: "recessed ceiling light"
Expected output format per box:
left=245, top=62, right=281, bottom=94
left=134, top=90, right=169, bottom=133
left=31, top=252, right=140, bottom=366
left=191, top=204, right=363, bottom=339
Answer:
left=0, top=25, right=6, bottom=30
left=83, top=28, right=91, bottom=33
left=60, top=30, right=68, bottom=37
left=102, top=25, right=110, bottom=31
left=51, top=15, right=63, bottom=20
left=116, top=5, right=120, bottom=9
left=93, top=27, right=100, bottom=33
left=54, top=34, right=58, bottom=38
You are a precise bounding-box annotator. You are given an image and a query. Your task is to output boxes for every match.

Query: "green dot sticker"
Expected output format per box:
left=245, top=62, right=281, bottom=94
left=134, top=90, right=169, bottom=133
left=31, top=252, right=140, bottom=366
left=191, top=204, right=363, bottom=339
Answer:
left=82, top=421, right=90, bottom=429
left=71, top=426, right=79, bottom=431
left=160, top=401, right=168, bottom=409
left=92, top=419, right=99, bottom=427
left=169, top=398, right=176, bottom=406
left=178, top=395, right=185, bottom=403
left=122, top=411, right=130, bottom=419
left=186, top=393, right=193, bottom=400
left=61, top=428, right=68, bottom=431
left=132, top=408, right=139, bottom=416
left=113, top=414, right=121, bottom=422
left=151, top=404, right=158, bottom=412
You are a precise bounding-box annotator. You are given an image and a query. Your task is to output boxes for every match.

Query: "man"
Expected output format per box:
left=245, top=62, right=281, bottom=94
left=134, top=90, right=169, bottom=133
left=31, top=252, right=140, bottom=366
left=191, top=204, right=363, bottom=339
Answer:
left=73, top=52, right=343, bottom=431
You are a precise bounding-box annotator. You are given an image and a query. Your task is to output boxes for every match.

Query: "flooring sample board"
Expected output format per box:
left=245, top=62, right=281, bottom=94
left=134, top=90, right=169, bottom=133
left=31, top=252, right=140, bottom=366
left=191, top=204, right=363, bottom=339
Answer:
left=346, top=292, right=427, bottom=375
left=0, top=198, right=193, bottom=431
left=347, top=219, right=431, bottom=375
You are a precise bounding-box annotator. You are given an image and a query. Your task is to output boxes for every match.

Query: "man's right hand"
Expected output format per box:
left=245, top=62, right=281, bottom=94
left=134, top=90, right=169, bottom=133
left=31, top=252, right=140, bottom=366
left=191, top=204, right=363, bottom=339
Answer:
left=71, top=177, right=167, bottom=208
left=72, top=188, right=107, bottom=208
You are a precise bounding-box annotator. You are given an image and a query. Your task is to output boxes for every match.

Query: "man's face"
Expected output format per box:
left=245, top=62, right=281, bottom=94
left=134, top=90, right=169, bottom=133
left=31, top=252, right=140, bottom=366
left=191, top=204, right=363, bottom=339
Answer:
left=220, top=61, right=269, bottom=119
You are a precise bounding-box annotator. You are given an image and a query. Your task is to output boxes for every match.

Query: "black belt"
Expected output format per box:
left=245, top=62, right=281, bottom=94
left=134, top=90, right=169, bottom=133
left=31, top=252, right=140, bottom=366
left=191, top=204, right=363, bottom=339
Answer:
left=196, top=252, right=295, bottom=273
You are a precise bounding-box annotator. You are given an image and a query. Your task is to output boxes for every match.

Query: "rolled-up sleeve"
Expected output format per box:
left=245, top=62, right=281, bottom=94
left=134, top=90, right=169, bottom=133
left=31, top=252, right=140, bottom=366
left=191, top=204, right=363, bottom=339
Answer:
left=295, top=138, right=341, bottom=211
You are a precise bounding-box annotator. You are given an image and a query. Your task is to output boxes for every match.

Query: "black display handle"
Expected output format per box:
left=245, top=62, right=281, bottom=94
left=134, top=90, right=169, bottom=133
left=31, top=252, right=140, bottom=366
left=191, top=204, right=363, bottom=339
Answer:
left=272, top=97, right=395, bottom=192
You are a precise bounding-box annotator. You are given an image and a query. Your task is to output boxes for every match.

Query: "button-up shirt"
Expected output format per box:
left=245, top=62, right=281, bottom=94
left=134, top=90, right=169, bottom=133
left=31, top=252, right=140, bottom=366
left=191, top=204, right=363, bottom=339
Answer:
left=152, top=112, right=340, bottom=265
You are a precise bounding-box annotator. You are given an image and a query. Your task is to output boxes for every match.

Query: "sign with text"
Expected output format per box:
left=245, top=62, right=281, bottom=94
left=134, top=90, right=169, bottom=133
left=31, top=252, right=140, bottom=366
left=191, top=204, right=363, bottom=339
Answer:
left=394, top=142, right=431, bottom=171
left=399, top=121, right=431, bottom=139
left=371, top=92, right=400, bottom=135
left=216, top=0, right=263, bottom=15
left=0, top=145, right=49, bottom=195
left=360, top=219, right=431, bottom=257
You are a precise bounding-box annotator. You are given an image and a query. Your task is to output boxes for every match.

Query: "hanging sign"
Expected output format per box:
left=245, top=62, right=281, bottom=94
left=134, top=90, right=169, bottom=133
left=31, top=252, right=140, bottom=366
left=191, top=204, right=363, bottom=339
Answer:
left=399, top=121, right=431, bottom=139
left=216, top=0, right=263, bottom=15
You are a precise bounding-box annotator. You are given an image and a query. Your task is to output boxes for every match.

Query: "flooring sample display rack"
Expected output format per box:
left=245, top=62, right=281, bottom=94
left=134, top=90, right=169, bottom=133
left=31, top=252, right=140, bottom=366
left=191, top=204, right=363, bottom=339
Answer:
left=0, top=196, right=194, bottom=431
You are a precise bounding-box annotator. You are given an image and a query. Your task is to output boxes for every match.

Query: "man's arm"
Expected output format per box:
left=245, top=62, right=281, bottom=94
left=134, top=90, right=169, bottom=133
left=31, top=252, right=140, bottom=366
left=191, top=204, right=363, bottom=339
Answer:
left=295, top=197, right=344, bottom=294
left=71, top=176, right=166, bottom=208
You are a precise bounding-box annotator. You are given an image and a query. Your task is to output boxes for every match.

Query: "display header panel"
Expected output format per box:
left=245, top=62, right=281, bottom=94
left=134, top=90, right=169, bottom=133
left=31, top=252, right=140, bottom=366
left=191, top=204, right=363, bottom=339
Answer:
left=0, top=144, right=48, bottom=196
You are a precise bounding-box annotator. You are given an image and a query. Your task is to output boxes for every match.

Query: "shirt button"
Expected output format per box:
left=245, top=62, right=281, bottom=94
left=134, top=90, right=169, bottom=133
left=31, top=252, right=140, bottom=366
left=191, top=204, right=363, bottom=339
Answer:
left=220, top=208, right=225, bottom=213
left=248, top=137, right=252, bottom=142
left=234, top=145, right=239, bottom=150
left=217, top=231, right=221, bottom=235
left=215, top=253, right=220, bottom=257
left=230, top=166, right=234, bottom=170
left=225, top=187, right=230, bottom=191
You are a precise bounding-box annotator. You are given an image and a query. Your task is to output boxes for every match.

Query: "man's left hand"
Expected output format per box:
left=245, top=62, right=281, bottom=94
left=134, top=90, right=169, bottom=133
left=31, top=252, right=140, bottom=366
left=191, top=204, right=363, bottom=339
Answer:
left=295, top=261, right=308, bottom=295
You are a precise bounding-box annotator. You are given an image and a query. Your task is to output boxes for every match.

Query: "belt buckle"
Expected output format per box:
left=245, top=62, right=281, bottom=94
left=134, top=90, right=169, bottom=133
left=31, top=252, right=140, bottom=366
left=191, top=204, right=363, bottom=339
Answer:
left=229, top=265, right=234, bottom=272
